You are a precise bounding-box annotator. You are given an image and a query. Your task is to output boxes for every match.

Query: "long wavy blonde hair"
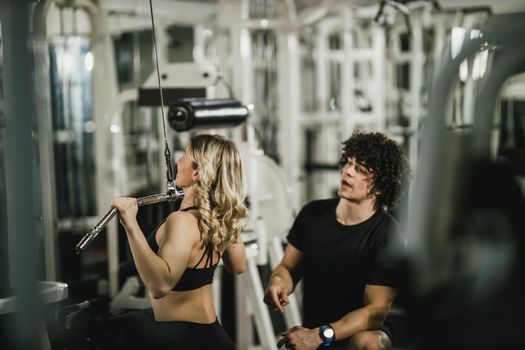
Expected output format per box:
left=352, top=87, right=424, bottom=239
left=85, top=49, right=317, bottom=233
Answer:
left=189, top=134, right=248, bottom=253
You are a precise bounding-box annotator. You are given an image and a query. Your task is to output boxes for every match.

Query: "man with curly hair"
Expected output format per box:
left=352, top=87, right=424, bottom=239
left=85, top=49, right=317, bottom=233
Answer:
left=264, top=131, right=411, bottom=350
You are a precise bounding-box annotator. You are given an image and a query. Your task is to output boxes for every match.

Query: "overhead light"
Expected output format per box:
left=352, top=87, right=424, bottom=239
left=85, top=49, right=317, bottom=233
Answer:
left=84, top=51, right=94, bottom=71
left=110, top=124, right=121, bottom=134
left=451, top=26, right=466, bottom=59
left=451, top=27, right=487, bottom=82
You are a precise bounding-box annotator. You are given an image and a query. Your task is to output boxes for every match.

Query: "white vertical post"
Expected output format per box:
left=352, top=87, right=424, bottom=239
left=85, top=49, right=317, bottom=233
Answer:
left=311, top=21, right=330, bottom=200
left=218, top=0, right=254, bottom=105
left=256, top=216, right=268, bottom=266
left=156, top=18, right=171, bottom=193
left=235, top=271, right=252, bottom=349
left=461, top=14, right=485, bottom=127
left=90, top=1, right=120, bottom=298
left=240, top=245, right=277, bottom=350
left=341, top=6, right=355, bottom=139
left=433, top=15, right=446, bottom=76
left=408, top=14, right=424, bottom=190
left=246, top=107, right=266, bottom=267
left=277, top=24, right=303, bottom=210
left=212, top=266, right=222, bottom=322
left=372, top=25, right=386, bottom=131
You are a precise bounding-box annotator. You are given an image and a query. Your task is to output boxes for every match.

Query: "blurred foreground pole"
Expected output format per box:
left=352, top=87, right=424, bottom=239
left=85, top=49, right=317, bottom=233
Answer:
left=2, top=0, right=43, bottom=348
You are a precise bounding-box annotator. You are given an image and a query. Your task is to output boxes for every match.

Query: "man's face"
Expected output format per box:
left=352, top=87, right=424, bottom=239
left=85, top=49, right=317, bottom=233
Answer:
left=338, top=156, right=375, bottom=203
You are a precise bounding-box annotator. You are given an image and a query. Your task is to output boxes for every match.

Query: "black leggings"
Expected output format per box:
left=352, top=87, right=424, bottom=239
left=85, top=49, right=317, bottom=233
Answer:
left=92, top=310, right=235, bottom=350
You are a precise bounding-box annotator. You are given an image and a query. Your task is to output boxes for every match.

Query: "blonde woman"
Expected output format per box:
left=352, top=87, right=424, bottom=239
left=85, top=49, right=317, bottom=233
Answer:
left=106, top=134, right=248, bottom=349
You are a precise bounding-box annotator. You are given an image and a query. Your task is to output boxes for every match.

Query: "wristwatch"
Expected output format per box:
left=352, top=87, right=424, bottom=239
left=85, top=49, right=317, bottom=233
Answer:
left=319, top=324, right=335, bottom=348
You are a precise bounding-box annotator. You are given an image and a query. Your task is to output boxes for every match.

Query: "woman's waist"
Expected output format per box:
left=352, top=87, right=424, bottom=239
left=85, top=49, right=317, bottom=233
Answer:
left=150, top=289, right=216, bottom=323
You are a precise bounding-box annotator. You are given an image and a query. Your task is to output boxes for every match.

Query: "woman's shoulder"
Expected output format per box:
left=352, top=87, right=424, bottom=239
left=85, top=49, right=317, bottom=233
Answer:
left=164, top=210, right=200, bottom=241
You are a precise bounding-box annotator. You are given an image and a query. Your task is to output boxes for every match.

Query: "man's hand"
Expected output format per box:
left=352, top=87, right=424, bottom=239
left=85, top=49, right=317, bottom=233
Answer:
left=277, top=326, right=323, bottom=350
left=263, top=280, right=289, bottom=313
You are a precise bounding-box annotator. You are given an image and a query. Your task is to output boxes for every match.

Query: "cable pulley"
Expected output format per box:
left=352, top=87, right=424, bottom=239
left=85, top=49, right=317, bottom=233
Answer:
left=168, top=98, right=249, bottom=132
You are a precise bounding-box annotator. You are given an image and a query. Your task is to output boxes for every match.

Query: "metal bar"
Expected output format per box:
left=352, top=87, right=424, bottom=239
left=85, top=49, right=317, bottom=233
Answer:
left=75, top=189, right=184, bottom=254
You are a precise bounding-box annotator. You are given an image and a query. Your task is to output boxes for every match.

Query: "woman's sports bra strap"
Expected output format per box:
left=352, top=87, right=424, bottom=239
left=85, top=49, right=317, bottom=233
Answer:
left=180, top=206, right=198, bottom=212
left=192, top=240, right=214, bottom=269
left=206, top=241, right=217, bottom=267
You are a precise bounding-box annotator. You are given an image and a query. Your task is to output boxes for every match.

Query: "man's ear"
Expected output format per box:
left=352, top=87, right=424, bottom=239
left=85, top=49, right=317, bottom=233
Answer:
left=367, top=185, right=380, bottom=198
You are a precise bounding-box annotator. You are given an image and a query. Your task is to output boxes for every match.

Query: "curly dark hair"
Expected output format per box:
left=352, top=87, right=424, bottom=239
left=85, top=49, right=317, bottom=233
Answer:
left=339, top=130, right=411, bottom=211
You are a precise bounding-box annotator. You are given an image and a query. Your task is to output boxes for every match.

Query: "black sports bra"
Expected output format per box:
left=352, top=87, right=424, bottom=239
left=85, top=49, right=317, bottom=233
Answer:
left=146, top=206, right=219, bottom=292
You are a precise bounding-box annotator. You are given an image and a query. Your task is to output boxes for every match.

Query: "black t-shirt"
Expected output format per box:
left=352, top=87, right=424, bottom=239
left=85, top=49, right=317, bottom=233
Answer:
left=287, top=198, right=405, bottom=329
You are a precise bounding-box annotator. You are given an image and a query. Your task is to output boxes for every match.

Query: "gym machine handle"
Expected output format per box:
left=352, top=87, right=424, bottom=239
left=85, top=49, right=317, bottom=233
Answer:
left=75, top=189, right=184, bottom=254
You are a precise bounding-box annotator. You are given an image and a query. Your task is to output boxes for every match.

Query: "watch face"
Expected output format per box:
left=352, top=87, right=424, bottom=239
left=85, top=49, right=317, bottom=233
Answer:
left=323, top=327, right=334, bottom=339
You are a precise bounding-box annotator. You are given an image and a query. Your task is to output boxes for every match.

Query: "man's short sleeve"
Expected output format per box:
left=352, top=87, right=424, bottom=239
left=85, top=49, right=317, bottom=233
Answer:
left=286, top=202, right=316, bottom=251
left=366, top=220, right=406, bottom=289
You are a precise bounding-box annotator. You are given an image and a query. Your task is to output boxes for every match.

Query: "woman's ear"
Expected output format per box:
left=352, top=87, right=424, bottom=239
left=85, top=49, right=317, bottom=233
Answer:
left=192, top=169, right=199, bottom=182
